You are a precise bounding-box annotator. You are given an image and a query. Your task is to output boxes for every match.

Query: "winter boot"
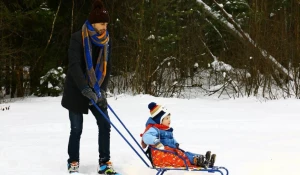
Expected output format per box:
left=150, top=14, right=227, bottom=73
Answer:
left=68, top=161, right=79, bottom=174
left=98, top=161, right=119, bottom=174
left=193, top=155, right=207, bottom=169
left=209, top=154, right=216, bottom=168
left=204, top=151, right=211, bottom=165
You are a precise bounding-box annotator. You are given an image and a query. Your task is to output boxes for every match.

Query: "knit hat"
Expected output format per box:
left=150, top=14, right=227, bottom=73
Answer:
left=88, top=0, right=110, bottom=24
left=148, top=102, right=170, bottom=124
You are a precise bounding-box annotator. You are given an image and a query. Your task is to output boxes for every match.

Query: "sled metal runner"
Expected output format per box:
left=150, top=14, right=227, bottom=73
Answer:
left=91, top=101, right=229, bottom=175
left=153, top=166, right=229, bottom=175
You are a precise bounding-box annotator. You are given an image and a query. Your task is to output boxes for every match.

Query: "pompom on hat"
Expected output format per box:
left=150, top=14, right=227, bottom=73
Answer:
left=88, top=0, right=110, bottom=24
left=148, top=102, right=170, bottom=124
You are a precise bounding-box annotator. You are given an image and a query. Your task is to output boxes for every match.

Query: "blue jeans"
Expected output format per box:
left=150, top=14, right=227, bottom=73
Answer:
left=67, top=105, right=111, bottom=164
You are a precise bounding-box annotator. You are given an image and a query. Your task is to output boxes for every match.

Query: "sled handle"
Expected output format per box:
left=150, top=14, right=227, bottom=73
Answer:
left=91, top=100, right=151, bottom=168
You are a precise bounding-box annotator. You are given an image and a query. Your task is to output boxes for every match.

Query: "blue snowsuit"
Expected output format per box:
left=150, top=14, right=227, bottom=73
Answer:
left=142, top=117, right=202, bottom=165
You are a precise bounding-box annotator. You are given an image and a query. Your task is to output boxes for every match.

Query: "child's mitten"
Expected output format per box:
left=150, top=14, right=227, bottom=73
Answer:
left=154, top=139, right=165, bottom=150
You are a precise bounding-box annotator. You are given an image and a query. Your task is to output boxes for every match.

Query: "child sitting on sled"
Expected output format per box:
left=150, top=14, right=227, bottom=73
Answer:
left=140, top=102, right=216, bottom=168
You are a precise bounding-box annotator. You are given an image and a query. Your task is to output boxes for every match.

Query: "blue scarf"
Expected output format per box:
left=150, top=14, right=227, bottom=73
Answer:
left=82, top=20, right=109, bottom=97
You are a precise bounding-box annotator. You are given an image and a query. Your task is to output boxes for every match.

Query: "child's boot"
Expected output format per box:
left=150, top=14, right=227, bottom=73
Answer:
left=68, top=161, right=79, bottom=174
left=193, top=155, right=207, bottom=169
left=209, top=154, right=216, bottom=168
left=204, top=151, right=211, bottom=165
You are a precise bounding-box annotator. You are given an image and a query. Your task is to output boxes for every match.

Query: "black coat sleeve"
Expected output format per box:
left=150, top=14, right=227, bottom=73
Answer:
left=68, top=33, right=88, bottom=91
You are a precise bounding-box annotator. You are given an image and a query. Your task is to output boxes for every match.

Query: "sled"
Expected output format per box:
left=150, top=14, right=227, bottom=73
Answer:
left=146, top=146, right=229, bottom=175
left=91, top=101, right=229, bottom=175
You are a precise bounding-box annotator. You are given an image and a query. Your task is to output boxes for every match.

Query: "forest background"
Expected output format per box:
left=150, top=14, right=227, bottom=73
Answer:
left=0, top=0, right=299, bottom=101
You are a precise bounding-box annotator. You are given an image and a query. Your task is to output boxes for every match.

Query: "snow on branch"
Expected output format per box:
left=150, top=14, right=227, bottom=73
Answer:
left=150, top=56, right=177, bottom=77
left=211, top=61, right=232, bottom=72
left=196, top=0, right=294, bottom=81
left=196, top=0, right=244, bottom=38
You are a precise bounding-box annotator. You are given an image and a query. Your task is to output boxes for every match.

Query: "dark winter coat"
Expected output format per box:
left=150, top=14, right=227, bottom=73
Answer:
left=61, top=30, right=112, bottom=114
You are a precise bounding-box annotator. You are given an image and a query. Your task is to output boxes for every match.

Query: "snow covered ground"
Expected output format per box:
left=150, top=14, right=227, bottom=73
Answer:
left=0, top=95, right=299, bottom=175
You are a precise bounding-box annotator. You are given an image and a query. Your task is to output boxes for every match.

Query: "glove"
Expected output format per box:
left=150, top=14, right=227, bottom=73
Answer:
left=155, top=142, right=165, bottom=150
left=154, top=139, right=164, bottom=150
left=97, top=89, right=107, bottom=109
left=81, top=87, right=98, bottom=103
left=175, top=143, right=180, bottom=149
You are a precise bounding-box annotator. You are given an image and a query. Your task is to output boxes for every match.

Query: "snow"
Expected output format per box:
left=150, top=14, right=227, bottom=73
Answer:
left=48, top=82, right=53, bottom=88
left=208, top=85, right=223, bottom=91
left=246, top=72, right=251, bottom=78
left=194, top=63, right=199, bottom=68
left=40, top=77, right=45, bottom=84
left=146, top=35, right=155, bottom=40
left=1, top=95, right=300, bottom=175
left=211, top=61, right=232, bottom=72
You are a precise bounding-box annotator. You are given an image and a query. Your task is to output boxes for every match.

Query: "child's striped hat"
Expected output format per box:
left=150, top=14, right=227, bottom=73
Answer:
left=148, top=102, right=170, bottom=124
